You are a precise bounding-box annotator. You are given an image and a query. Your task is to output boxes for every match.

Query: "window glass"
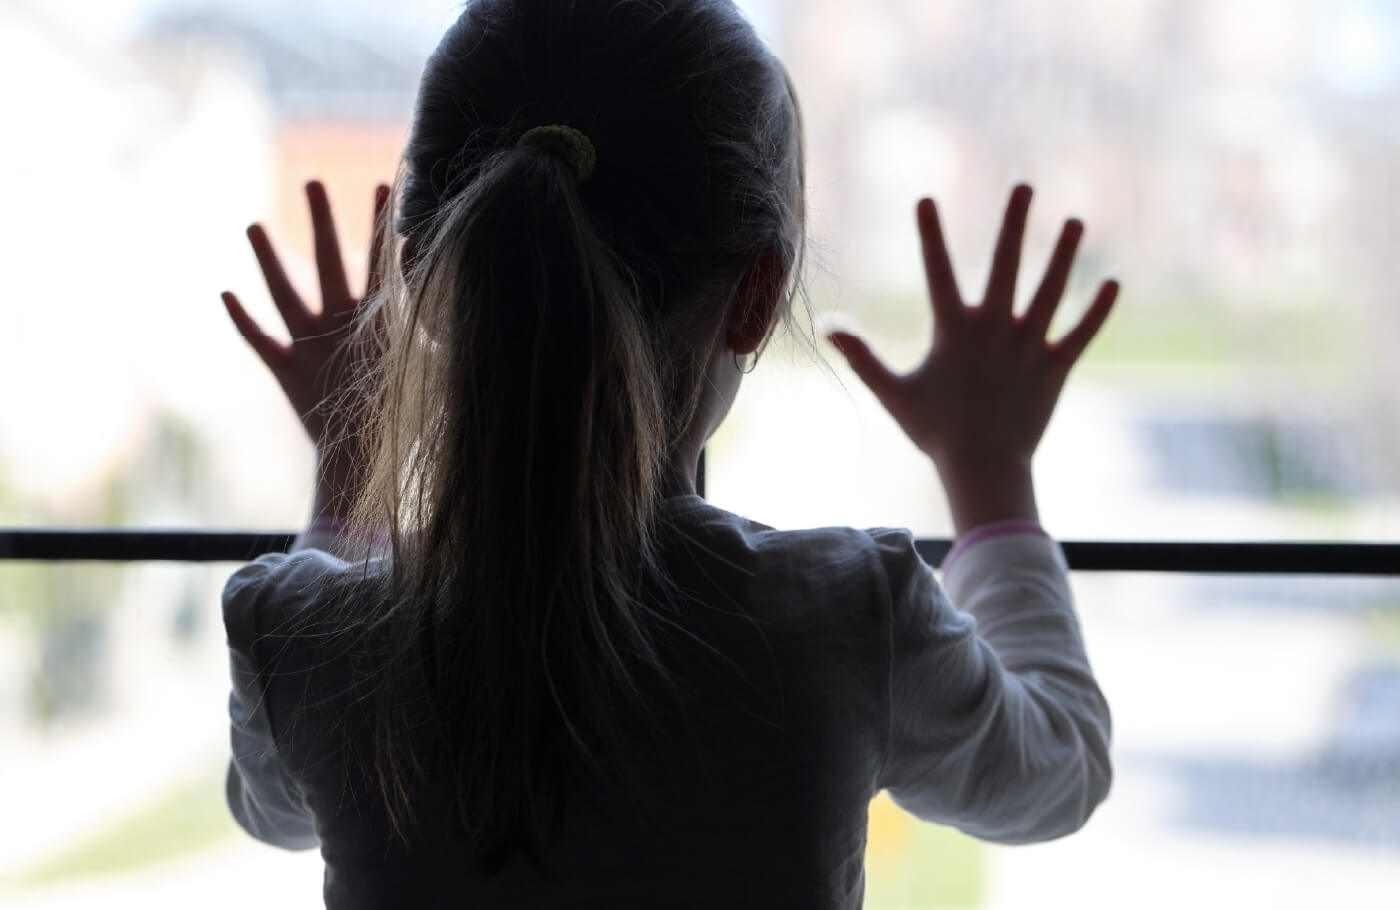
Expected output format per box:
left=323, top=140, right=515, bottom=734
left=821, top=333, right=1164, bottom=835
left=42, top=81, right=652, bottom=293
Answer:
left=3, top=1, right=1396, bottom=538
left=1, top=0, right=439, bottom=529
left=0, top=562, right=327, bottom=905
left=2, top=1, right=1397, bottom=908
left=707, top=0, right=1400, bottom=543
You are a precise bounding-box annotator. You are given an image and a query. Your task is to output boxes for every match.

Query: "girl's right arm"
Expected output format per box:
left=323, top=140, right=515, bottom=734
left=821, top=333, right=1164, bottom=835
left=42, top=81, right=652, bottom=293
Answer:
left=873, top=524, right=1111, bottom=842
left=832, top=185, right=1119, bottom=838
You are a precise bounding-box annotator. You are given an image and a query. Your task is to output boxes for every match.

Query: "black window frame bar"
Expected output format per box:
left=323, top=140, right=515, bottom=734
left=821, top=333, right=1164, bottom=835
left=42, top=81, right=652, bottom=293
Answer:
left=3, top=455, right=1396, bottom=574
left=0, top=529, right=1395, bottom=575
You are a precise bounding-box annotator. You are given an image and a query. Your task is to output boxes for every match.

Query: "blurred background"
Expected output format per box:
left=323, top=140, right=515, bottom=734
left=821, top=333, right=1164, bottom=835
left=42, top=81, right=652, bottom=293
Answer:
left=0, top=0, right=1397, bottom=907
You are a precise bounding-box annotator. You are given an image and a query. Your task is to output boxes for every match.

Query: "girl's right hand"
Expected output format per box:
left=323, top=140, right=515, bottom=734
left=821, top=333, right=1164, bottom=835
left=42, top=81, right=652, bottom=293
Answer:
left=828, top=185, right=1118, bottom=526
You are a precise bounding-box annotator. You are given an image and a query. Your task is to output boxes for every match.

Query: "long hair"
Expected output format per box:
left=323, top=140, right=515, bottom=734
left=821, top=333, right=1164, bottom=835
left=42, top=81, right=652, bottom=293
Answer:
left=335, top=0, right=805, bottom=875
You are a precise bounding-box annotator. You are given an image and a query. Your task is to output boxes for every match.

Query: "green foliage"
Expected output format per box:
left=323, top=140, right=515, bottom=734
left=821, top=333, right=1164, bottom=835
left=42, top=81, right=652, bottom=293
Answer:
left=1370, top=609, right=1400, bottom=663
left=1079, top=294, right=1363, bottom=374
left=819, top=289, right=1366, bottom=378
left=4, top=762, right=238, bottom=891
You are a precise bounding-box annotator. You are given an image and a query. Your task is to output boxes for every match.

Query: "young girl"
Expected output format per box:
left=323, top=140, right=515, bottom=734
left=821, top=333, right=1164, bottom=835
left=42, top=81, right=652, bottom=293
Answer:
left=219, top=0, right=1118, bottom=906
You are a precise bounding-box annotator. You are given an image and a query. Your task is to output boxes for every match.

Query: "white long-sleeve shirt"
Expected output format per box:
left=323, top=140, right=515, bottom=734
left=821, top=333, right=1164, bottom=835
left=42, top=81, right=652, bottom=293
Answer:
left=223, top=494, right=1111, bottom=908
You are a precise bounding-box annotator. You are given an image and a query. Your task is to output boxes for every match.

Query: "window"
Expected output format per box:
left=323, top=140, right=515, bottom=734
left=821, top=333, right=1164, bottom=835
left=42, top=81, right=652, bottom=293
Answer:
left=2, top=1, right=1396, bottom=907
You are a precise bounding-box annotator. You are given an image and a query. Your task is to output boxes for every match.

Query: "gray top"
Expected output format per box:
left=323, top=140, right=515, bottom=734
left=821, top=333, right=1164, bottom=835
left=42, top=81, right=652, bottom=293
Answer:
left=223, top=495, right=1111, bottom=909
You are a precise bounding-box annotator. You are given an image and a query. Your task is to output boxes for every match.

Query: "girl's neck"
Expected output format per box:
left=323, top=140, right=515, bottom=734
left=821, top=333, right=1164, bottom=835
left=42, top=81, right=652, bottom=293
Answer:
left=660, top=446, right=703, bottom=499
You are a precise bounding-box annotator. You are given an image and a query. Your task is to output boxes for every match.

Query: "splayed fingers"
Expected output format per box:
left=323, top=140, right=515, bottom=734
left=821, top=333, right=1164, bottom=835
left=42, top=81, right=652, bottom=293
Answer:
left=222, top=180, right=392, bottom=444
left=828, top=183, right=1120, bottom=466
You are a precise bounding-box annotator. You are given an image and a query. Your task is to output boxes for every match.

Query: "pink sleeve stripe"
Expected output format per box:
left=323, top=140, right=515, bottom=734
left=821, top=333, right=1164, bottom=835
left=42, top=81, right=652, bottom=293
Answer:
left=942, top=519, right=1048, bottom=573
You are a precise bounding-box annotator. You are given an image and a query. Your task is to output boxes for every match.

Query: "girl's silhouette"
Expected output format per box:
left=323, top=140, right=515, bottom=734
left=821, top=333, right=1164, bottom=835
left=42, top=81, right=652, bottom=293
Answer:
left=219, top=0, right=1119, bottom=906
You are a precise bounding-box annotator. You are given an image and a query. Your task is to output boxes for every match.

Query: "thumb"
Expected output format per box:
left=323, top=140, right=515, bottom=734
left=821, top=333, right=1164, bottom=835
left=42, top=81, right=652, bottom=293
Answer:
left=827, top=331, right=902, bottom=407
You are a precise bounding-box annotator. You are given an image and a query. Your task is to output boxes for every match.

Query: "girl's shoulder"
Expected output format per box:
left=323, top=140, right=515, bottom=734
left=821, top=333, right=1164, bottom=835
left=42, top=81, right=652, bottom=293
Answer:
left=658, top=494, right=930, bottom=603
left=222, top=547, right=386, bottom=658
left=662, top=491, right=920, bottom=547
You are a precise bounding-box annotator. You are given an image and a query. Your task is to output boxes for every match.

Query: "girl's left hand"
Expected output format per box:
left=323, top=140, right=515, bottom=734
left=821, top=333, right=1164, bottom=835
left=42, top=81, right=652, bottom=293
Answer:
left=221, top=180, right=390, bottom=452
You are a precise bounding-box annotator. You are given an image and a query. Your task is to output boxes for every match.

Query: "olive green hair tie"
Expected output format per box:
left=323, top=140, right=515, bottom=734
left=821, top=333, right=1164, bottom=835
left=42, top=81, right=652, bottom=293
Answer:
left=516, top=124, right=597, bottom=184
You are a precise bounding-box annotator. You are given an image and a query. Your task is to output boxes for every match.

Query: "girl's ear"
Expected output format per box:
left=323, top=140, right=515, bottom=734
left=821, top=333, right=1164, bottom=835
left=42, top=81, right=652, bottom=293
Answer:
left=726, top=247, right=787, bottom=355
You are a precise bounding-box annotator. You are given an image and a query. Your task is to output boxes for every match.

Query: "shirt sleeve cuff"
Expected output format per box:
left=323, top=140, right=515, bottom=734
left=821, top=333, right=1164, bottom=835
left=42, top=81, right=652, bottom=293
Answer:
left=941, top=519, right=1048, bottom=574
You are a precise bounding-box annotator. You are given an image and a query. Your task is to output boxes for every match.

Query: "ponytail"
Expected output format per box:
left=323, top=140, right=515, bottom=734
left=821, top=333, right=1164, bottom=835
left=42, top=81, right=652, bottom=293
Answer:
left=349, top=144, right=692, bottom=872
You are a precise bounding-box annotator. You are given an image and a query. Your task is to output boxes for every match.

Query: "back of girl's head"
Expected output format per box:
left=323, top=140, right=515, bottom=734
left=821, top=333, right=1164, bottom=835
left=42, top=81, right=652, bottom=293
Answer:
left=399, top=0, right=802, bottom=345
left=349, top=0, right=805, bottom=877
